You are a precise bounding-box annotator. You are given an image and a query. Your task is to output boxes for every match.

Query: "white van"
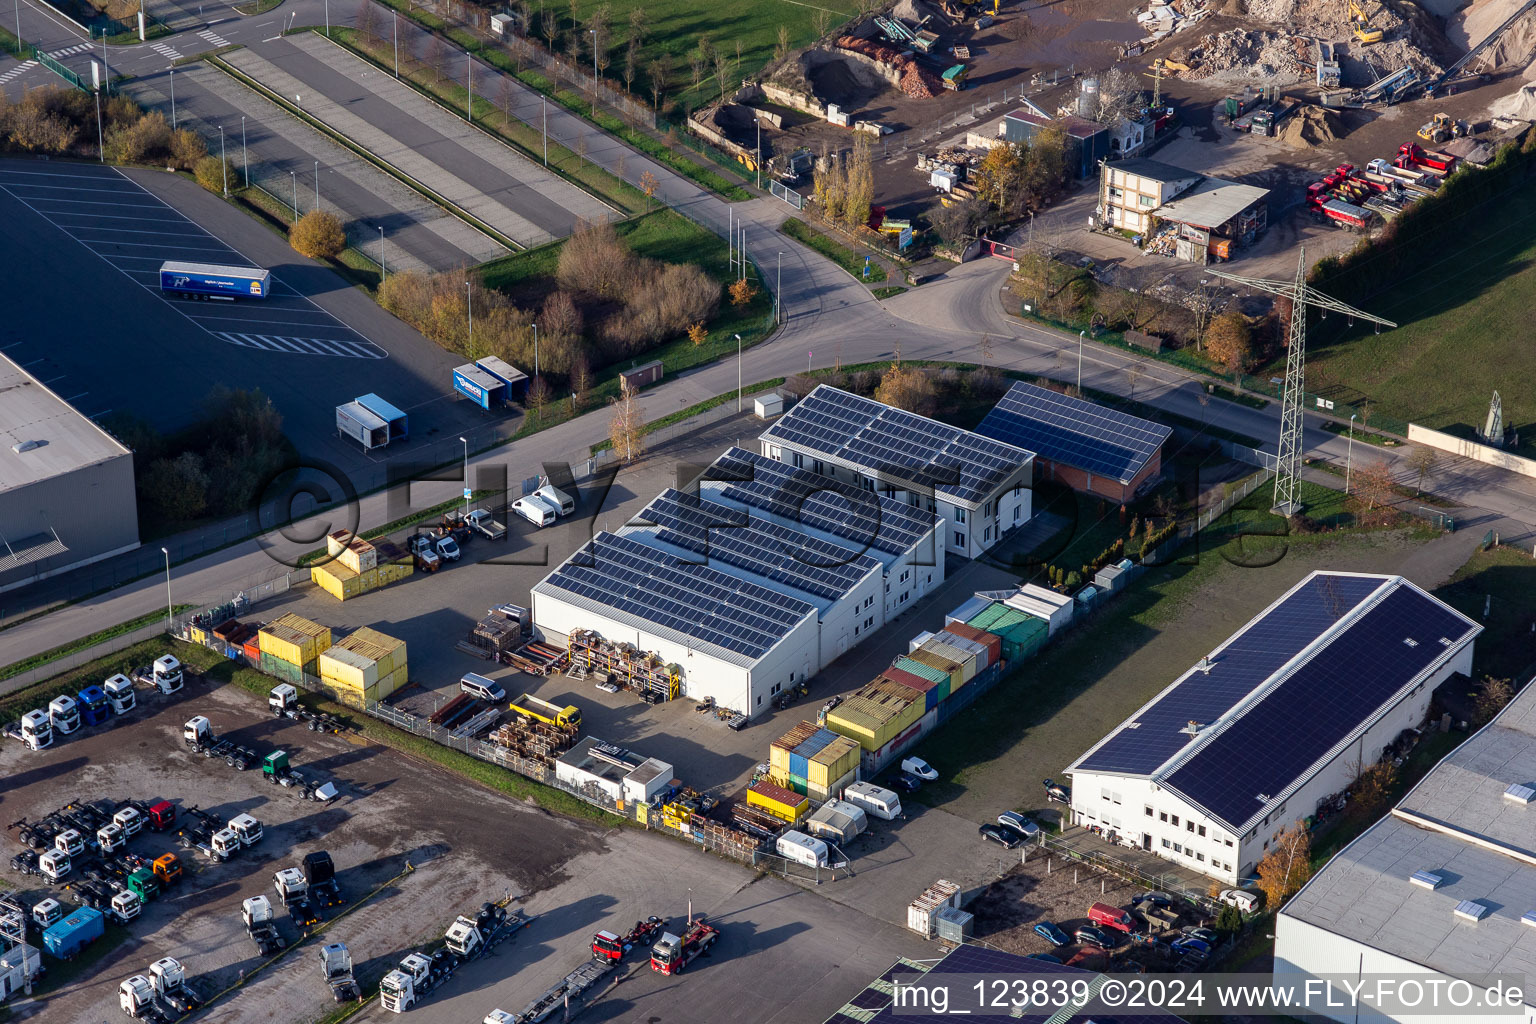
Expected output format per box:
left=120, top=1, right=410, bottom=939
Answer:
left=459, top=673, right=506, bottom=702
left=535, top=482, right=575, bottom=517
left=511, top=495, right=557, bottom=528
left=843, top=781, right=902, bottom=820
left=775, top=830, right=830, bottom=868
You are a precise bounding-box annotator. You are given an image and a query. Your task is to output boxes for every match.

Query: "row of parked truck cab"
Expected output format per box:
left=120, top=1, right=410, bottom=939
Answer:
left=13, top=655, right=182, bottom=751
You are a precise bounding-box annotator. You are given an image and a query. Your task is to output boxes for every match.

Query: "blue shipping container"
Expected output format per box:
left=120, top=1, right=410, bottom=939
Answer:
left=453, top=365, right=506, bottom=410
left=159, top=260, right=271, bottom=299
left=788, top=752, right=809, bottom=779
left=44, top=906, right=103, bottom=959
left=76, top=686, right=110, bottom=726
left=355, top=394, right=409, bottom=441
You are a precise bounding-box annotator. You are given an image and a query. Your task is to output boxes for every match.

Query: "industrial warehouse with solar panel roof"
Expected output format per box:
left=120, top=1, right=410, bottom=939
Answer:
left=531, top=444, right=951, bottom=719
left=1066, top=571, right=1481, bottom=884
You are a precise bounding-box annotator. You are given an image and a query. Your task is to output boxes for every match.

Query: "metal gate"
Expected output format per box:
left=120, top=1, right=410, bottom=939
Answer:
left=770, top=180, right=804, bottom=210
left=982, top=238, right=1017, bottom=261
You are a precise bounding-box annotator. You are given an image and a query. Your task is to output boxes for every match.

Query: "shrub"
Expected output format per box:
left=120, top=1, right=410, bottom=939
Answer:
left=102, top=111, right=172, bottom=165
left=169, top=128, right=207, bottom=169
left=289, top=209, right=347, bottom=260
left=728, top=278, right=757, bottom=308
left=193, top=155, right=233, bottom=193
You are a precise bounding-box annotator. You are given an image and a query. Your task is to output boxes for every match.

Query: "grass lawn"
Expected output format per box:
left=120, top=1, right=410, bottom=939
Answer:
left=0, top=606, right=193, bottom=681
left=1, top=24, right=32, bottom=58
left=1300, top=184, right=1536, bottom=454
left=781, top=219, right=887, bottom=283
left=478, top=207, right=774, bottom=435
left=903, top=522, right=1440, bottom=822
left=529, top=0, right=858, bottom=114
left=1434, top=543, right=1536, bottom=681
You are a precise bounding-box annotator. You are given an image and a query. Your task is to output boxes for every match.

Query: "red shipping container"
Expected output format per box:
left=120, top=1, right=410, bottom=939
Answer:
left=944, top=621, right=1001, bottom=665
left=242, top=638, right=262, bottom=665
left=882, top=667, right=937, bottom=694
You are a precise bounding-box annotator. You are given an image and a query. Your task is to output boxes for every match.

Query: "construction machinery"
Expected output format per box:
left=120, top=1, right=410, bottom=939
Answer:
left=1426, top=0, right=1536, bottom=95
left=1349, top=0, right=1382, bottom=43
left=319, top=942, right=361, bottom=1002
left=1417, top=112, right=1462, bottom=143
left=1315, top=40, right=1341, bottom=88
left=149, top=956, right=200, bottom=1015
left=591, top=916, right=665, bottom=961
left=242, top=895, right=285, bottom=955
left=650, top=917, right=720, bottom=975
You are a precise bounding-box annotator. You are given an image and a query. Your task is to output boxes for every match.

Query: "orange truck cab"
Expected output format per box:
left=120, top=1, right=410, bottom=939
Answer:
left=153, top=853, right=183, bottom=887
left=1088, top=902, right=1136, bottom=933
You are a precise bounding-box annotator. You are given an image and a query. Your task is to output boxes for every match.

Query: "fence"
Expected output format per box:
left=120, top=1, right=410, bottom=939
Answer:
left=769, top=180, right=804, bottom=210
left=35, top=49, right=89, bottom=92
left=1035, top=831, right=1218, bottom=909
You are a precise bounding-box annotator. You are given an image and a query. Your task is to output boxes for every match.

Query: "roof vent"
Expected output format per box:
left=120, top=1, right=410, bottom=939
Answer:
left=10, top=440, right=42, bottom=454
left=1411, top=870, right=1444, bottom=890
left=1196, top=657, right=1215, bottom=674
left=1454, top=900, right=1490, bottom=923
left=1181, top=720, right=1203, bottom=736
left=1522, top=911, right=1536, bottom=929
left=1505, top=783, right=1536, bottom=805
left=1404, top=638, right=1419, bottom=648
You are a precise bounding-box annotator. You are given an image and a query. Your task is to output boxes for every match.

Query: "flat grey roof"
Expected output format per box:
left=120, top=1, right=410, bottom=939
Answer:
left=1104, top=158, right=1200, bottom=182
left=1283, top=675, right=1536, bottom=1000
left=1155, top=177, right=1269, bottom=227
left=0, top=352, right=130, bottom=495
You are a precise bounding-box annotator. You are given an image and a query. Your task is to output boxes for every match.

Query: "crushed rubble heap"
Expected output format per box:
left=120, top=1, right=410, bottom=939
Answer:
left=836, top=36, right=943, bottom=98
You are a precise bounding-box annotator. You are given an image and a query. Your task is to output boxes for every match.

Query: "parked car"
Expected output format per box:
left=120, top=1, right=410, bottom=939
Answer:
left=1181, top=926, right=1220, bottom=945
left=1074, top=925, right=1113, bottom=950
left=901, top=756, right=939, bottom=781
left=1171, top=936, right=1212, bottom=959
left=1026, top=952, right=1062, bottom=964
left=1131, top=891, right=1174, bottom=910
left=998, top=811, right=1040, bottom=836
left=978, top=824, right=1023, bottom=849
left=1219, top=888, right=1263, bottom=913
left=893, top=773, right=923, bottom=794
left=1033, top=922, right=1070, bottom=946
left=1043, top=778, right=1071, bottom=804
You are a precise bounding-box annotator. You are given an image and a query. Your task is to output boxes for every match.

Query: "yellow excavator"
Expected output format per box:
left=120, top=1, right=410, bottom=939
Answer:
left=1349, top=0, right=1383, bottom=44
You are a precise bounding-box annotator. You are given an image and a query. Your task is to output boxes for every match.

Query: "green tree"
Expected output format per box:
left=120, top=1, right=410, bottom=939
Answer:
left=143, top=452, right=209, bottom=521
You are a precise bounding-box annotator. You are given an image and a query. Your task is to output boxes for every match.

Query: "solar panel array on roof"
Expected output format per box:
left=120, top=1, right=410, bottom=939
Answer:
left=1163, top=583, right=1480, bottom=830
left=759, top=387, right=1031, bottom=505
left=539, top=532, right=815, bottom=660
left=1074, top=573, right=1388, bottom=776
left=709, top=447, right=935, bottom=556
left=636, top=489, right=880, bottom=602
left=975, top=380, right=1173, bottom=484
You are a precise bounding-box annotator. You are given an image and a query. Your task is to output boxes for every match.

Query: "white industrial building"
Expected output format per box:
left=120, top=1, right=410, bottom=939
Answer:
left=0, top=351, right=138, bottom=594
left=1066, top=572, right=1480, bottom=884
left=554, top=737, right=673, bottom=805
left=531, top=446, right=944, bottom=718
left=1276, top=674, right=1536, bottom=1024
left=757, top=386, right=1035, bottom=560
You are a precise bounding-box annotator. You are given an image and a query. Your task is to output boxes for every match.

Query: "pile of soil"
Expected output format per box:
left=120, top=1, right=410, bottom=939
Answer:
left=836, top=35, right=943, bottom=98
left=1278, top=103, right=1345, bottom=146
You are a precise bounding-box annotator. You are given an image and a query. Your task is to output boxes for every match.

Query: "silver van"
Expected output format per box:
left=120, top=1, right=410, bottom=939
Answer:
left=459, top=673, right=506, bottom=702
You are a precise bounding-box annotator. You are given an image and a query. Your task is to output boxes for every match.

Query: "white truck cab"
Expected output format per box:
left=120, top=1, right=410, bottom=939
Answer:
left=19, top=709, right=52, bottom=750
left=48, top=695, right=80, bottom=734
left=31, top=898, right=61, bottom=929
left=270, top=683, right=299, bottom=716
left=230, top=813, right=263, bottom=846
left=54, top=829, right=85, bottom=858
left=103, top=673, right=137, bottom=713
left=111, top=889, right=142, bottom=923
left=97, top=823, right=125, bottom=854
left=120, top=975, right=156, bottom=1018
left=114, top=805, right=145, bottom=837
left=153, top=655, right=184, bottom=693
left=39, top=849, right=70, bottom=882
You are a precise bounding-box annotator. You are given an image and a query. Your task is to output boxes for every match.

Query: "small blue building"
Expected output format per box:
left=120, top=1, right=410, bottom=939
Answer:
left=999, top=110, right=1109, bottom=179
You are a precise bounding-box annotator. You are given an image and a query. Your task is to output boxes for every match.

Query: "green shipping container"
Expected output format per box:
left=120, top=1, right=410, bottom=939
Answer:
left=966, top=604, right=1048, bottom=664
left=259, top=651, right=308, bottom=687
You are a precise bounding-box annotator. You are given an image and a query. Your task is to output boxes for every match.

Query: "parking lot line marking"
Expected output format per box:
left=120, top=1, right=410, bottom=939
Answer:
left=2, top=165, right=389, bottom=360
left=76, top=239, right=239, bottom=253
left=72, top=225, right=246, bottom=239
left=0, top=179, right=146, bottom=194
left=47, top=210, right=208, bottom=224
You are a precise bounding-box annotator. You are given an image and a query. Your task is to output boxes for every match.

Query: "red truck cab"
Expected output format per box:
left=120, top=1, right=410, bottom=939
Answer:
left=1088, top=902, right=1136, bottom=933
left=148, top=801, right=176, bottom=831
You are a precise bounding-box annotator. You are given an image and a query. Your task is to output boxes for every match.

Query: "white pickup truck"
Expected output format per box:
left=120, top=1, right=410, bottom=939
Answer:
left=466, top=508, right=506, bottom=540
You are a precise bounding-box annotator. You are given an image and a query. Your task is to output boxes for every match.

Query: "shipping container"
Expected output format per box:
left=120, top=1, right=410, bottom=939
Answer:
left=807, top=765, right=859, bottom=805
left=476, top=355, right=529, bottom=401
left=826, top=682, right=924, bottom=751
left=336, top=401, right=389, bottom=450
left=807, top=733, right=861, bottom=788
left=966, top=604, right=1048, bottom=663
left=935, top=630, right=989, bottom=671
left=453, top=364, right=507, bottom=410
left=326, top=531, right=378, bottom=573
left=242, top=638, right=261, bottom=664
left=354, top=393, right=409, bottom=441
left=908, top=630, right=934, bottom=654
left=907, top=647, right=965, bottom=693
left=258, top=614, right=332, bottom=667
left=746, top=779, right=810, bottom=822
left=259, top=651, right=305, bottom=687
left=43, top=906, right=104, bottom=958
left=921, top=637, right=976, bottom=682
left=936, top=906, right=974, bottom=942
left=945, top=594, right=992, bottom=627
left=769, top=721, right=822, bottom=774
left=943, top=621, right=1002, bottom=666
left=325, top=627, right=406, bottom=679
left=619, top=359, right=663, bottom=393
left=321, top=663, right=406, bottom=708
left=907, top=880, right=960, bottom=937
left=309, top=561, right=412, bottom=602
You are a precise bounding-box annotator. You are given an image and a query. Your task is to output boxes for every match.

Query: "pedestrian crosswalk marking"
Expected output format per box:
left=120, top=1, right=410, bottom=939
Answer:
left=197, top=28, right=231, bottom=47
left=0, top=60, right=37, bottom=85
left=45, top=43, right=91, bottom=58
left=212, top=331, right=386, bottom=359
left=150, top=42, right=182, bottom=61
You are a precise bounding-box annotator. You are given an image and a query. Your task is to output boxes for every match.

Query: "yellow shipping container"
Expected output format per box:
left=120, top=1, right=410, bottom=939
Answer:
left=827, top=694, right=923, bottom=751
left=746, top=780, right=809, bottom=823
left=319, top=647, right=379, bottom=691
left=258, top=614, right=333, bottom=668
left=808, top=765, right=859, bottom=804
left=325, top=531, right=378, bottom=572
left=807, top=734, right=861, bottom=788
left=323, top=663, right=407, bottom=709
left=331, top=627, right=406, bottom=679
left=310, top=561, right=413, bottom=602
left=768, top=721, right=820, bottom=775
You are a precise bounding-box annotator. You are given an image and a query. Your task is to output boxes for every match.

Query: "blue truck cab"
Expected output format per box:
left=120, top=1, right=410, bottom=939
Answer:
left=159, top=261, right=271, bottom=300
left=76, top=686, right=110, bottom=727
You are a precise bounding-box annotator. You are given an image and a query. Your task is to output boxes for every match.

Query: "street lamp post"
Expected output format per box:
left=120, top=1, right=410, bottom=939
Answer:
left=1077, top=331, right=1085, bottom=391
left=1346, top=413, right=1358, bottom=494
left=324, top=0, right=329, bottom=37
left=589, top=29, right=597, bottom=116
left=290, top=170, right=297, bottom=222
left=241, top=115, right=248, bottom=188
left=393, top=12, right=399, bottom=77
left=169, top=68, right=175, bottom=128
left=459, top=437, right=469, bottom=518
left=776, top=251, right=783, bottom=324
left=735, top=334, right=742, bottom=412
left=219, top=124, right=227, bottom=197
left=160, top=547, right=172, bottom=630
left=466, top=52, right=472, bottom=121
left=377, top=226, right=386, bottom=282
left=94, top=88, right=104, bottom=162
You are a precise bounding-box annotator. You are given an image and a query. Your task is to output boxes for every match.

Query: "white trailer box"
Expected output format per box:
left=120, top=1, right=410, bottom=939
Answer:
left=775, top=830, right=830, bottom=868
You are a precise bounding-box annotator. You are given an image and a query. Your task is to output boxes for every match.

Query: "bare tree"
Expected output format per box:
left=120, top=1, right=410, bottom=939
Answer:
left=425, top=33, right=448, bottom=77
left=647, top=57, right=670, bottom=112
left=576, top=133, right=587, bottom=167
left=1094, top=66, right=1143, bottom=126
left=811, top=8, right=831, bottom=38
left=712, top=51, right=731, bottom=101
left=541, top=0, right=558, bottom=53
left=1181, top=277, right=1220, bottom=352
left=588, top=4, right=612, bottom=80
left=357, top=0, right=380, bottom=43
left=775, top=24, right=790, bottom=61
left=501, top=75, right=515, bottom=127
left=1406, top=445, right=1439, bottom=495
left=1123, top=360, right=1147, bottom=400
